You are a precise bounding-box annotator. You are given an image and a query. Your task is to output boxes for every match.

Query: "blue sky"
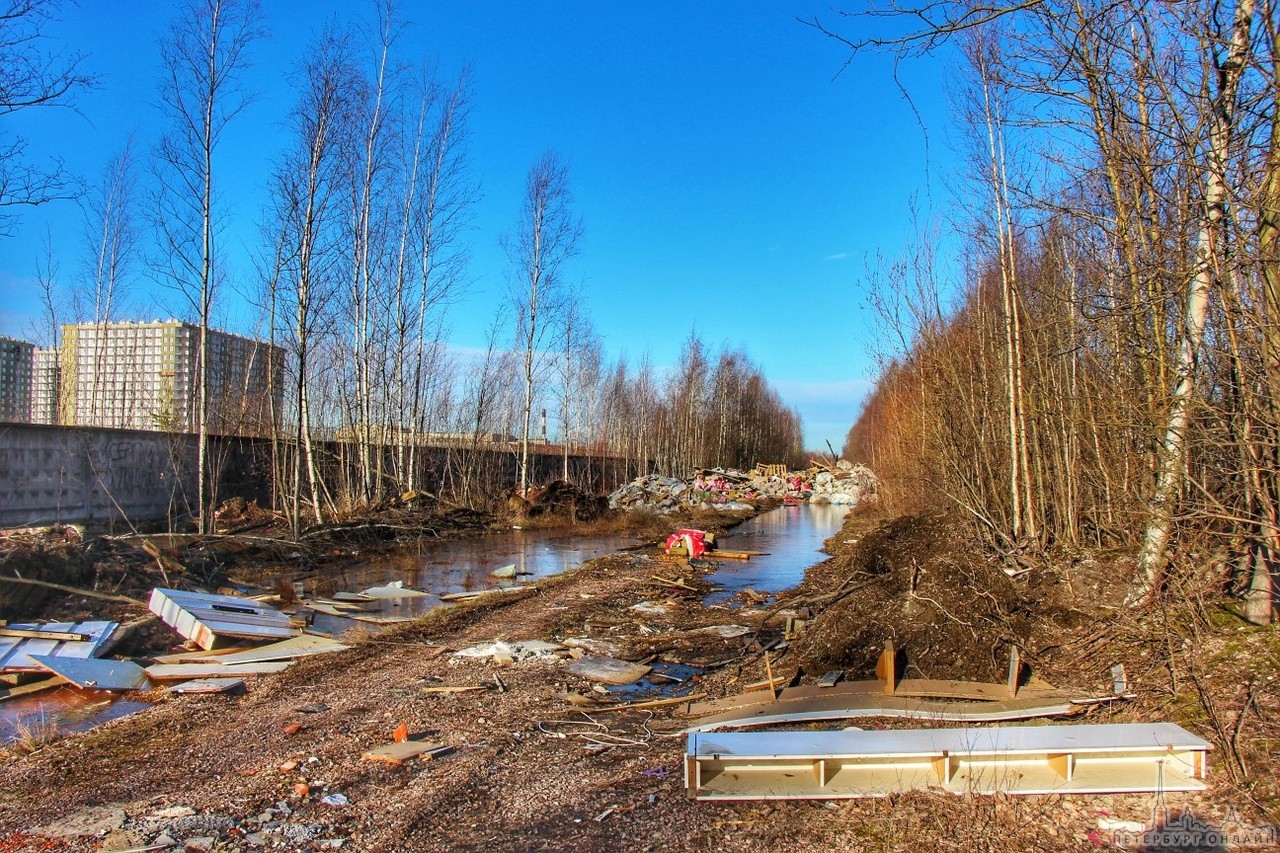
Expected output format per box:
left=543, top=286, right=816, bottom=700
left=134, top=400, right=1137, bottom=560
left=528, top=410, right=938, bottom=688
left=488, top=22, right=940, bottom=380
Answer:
left=0, top=1, right=954, bottom=451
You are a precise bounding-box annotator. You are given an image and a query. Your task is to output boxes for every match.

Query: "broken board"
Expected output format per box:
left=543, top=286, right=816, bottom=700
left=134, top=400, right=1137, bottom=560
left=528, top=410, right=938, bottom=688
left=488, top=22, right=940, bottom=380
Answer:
left=144, top=661, right=293, bottom=680
left=363, top=740, right=452, bottom=765
left=28, top=655, right=150, bottom=692
left=0, top=674, right=67, bottom=701
left=684, top=693, right=1080, bottom=732
left=686, top=723, right=1211, bottom=799
left=438, top=587, right=526, bottom=602
left=150, top=588, right=296, bottom=650
left=166, top=677, right=246, bottom=695
left=565, top=655, right=652, bottom=685
left=209, top=634, right=350, bottom=664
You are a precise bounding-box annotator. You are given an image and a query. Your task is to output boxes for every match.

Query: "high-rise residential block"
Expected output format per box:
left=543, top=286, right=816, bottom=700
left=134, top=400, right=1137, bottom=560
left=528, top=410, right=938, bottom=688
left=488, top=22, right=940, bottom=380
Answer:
left=31, top=347, right=61, bottom=425
left=59, top=321, right=285, bottom=434
left=0, top=336, right=34, bottom=422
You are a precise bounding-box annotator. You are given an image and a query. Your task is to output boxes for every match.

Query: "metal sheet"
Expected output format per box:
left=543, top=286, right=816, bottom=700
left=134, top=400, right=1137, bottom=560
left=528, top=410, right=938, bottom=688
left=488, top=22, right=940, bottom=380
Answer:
left=167, top=677, right=246, bottom=694
left=27, top=655, right=150, bottom=691
left=0, top=621, right=119, bottom=672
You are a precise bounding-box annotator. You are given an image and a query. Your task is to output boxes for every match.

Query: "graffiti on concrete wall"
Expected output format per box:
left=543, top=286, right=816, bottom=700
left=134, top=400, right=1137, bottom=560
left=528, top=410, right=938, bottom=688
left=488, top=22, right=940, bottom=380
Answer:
left=0, top=425, right=194, bottom=527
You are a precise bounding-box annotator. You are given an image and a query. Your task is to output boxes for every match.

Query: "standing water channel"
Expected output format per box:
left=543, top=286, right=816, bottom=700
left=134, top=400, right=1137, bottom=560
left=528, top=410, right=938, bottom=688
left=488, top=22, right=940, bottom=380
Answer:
left=1, top=503, right=849, bottom=743
left=702, top=503, right=850, bottom=605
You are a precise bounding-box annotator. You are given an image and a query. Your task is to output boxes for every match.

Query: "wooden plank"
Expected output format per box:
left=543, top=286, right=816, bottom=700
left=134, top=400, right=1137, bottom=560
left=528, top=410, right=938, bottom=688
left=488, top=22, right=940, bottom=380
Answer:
left=145, top=661, right=293, bottom=680
left=586, top=692, right=708, bottom=712
left=362, top=740, right=451, bottom=765
left=875, top=640, right=896, bottom=695
left=211, top=634, right=350, bottom=664
left=0, top=675, right=68, bottom=702
left=687, top=678, right=1074, bottom=718
left=565, top=655, right=651, bottom=685
left=29, top=655, right=150, bottom=692
left=0, top=627, right=90, bottom=642
left=167, top=677, right=246, bottom=695
left=684, top=693, right=1082, bottom=732
left=438, top=587, right=527, bottom=602
left=149, top=646, right=253, bottom=664
left=709, top=550, right=770, bottom=560
left=649, top=575, right=698, bottom=591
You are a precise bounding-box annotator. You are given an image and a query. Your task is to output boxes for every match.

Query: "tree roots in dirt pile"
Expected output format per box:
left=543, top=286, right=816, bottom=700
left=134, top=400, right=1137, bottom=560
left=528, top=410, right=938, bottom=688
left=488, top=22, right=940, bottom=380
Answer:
left=0, top=540, right=97, bottom=621
left=507, top=479, right=609, bottom=524
left=789, top=513, right=1079, bottom=683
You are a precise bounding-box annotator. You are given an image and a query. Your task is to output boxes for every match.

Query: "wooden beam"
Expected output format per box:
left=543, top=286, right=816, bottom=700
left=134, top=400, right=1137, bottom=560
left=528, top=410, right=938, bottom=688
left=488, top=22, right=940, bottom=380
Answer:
left=875, top=640, right=896, bottom=695
left=0, top=627, right=90, bottom=642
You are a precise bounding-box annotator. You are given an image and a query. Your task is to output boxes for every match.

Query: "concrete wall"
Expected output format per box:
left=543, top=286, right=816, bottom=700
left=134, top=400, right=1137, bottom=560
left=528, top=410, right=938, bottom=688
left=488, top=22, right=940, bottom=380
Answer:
left=0, top=422, right=194, bottom=529
left=0, top=422, right=638, bottom=528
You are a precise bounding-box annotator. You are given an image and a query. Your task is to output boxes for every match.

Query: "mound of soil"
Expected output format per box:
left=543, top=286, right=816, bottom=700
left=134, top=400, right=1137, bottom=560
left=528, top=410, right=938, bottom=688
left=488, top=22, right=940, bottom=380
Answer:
left=511, top=479, right=609, bottom=523
left=789, top=513, right=1043, bottom=683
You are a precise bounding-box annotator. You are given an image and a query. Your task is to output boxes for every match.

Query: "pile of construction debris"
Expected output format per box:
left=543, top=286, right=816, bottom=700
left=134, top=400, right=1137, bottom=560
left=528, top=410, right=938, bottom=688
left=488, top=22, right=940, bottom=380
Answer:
left=606, top=460, right=879, bottom=513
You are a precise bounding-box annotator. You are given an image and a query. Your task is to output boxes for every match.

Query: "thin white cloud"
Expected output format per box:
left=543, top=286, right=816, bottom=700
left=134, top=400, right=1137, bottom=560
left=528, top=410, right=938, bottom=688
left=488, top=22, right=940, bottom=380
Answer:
left=824, top=252, right=851, bottom=261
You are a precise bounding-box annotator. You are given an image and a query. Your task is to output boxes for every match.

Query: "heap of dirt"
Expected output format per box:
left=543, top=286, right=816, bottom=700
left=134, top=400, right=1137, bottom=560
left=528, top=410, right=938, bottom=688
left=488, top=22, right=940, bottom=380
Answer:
left=508, top=479, right=610, bottom=523
left=0, top=533, right=130, bottom=623
left=788, top=513, right=1050, bottom=684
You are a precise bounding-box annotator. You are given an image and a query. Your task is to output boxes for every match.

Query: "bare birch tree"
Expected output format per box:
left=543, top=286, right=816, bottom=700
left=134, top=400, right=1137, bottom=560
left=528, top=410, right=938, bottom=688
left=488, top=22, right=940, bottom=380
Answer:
left=269, top=26, right=358, bottom=535
left=503, top=151, right=581, bottom=495
left=153, top=0, right=262, bottom=533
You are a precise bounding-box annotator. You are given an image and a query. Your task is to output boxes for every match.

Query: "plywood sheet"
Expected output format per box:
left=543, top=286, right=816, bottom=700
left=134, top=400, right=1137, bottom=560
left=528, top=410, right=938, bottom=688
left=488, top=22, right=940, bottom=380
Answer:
left=211, top=634, right=350, bottom=664
left=166, top=677, right=246, bottom=694
left=145, top=661, right=293, bottom=680
left=28, top=655, right=150, bottom=692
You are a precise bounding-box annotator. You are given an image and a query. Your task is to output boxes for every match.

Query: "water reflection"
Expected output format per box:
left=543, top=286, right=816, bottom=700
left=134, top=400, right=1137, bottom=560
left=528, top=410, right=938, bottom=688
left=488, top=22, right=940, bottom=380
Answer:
left=702, top=503, right=850, bottom=605
left=0, top=686, right=150, bottom=745
left=303, top=529, right=630, bottom=630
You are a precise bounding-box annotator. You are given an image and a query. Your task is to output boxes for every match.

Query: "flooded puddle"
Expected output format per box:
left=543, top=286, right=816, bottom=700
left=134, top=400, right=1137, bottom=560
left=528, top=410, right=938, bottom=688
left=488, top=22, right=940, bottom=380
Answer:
left=1, top=686, right=150, bottom=746
left=303, top=529, right=629, bottom=632
left=702, top=503, right=850, bottom=605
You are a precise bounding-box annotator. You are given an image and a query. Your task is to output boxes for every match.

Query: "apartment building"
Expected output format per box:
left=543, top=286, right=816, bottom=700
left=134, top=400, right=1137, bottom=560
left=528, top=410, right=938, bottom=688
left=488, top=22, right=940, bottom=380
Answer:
left=59, top=321, right=284, bottom=434
left=0, top=336, right=34, bottom=422
left=31, top=347, right=60, bottom=425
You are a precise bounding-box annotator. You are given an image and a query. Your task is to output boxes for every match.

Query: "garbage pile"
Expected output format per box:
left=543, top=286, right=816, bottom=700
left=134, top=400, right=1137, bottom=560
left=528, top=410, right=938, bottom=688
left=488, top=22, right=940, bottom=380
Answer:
left=607, top=461, right=879, bottom=513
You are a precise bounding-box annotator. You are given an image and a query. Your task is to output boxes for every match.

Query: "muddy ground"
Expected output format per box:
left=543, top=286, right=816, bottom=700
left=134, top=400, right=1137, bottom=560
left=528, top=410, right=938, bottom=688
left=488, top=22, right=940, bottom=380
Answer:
left=1, top=506, right=1277, bottom=852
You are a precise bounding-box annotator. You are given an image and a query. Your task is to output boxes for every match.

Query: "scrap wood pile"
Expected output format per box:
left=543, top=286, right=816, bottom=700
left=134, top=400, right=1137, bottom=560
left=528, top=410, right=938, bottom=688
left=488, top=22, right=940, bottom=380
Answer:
left=607, top=460, right=879, bottom=513
left=0, top=588, right=354, bottom=709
